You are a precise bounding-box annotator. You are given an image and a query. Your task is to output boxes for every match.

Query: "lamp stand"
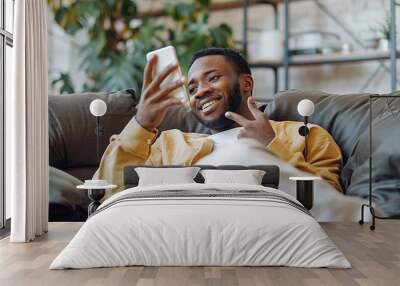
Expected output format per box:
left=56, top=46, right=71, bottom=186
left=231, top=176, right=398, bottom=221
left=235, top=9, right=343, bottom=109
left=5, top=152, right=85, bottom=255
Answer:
left=298, top=116, right=309, bottom=160
left=95, top=116, right=104, bottom=164
left=358, top=95, right=400, bottom=231
left=294, top=116, right=315, bottom=210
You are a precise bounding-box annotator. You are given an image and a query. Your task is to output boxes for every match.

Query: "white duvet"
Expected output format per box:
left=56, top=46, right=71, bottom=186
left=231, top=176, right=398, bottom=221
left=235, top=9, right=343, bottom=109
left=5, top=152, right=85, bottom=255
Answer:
left=50, top=183, right=351, bottom=269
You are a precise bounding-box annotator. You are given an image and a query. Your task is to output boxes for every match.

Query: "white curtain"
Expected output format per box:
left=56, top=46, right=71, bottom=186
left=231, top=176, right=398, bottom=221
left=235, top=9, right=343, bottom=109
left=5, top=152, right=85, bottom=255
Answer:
left=8, top=0, right=49, bottom=242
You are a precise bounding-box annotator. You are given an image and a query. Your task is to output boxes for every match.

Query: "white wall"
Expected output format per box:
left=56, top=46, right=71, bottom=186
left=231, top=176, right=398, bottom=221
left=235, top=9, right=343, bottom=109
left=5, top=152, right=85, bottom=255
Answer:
left=48, top=0, right=398, bottom=100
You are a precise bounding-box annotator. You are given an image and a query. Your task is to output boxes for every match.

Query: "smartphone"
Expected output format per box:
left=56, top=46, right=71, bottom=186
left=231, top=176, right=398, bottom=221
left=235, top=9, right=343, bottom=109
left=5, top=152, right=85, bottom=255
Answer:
left=146, top=46, right=190, bottom=109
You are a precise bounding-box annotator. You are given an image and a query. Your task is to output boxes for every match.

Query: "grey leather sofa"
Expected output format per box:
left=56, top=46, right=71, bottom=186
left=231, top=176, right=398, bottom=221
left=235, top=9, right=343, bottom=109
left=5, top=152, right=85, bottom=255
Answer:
left=49, top=90, right=136, bottom=220
left=265, top=90, right=400, bottom=217
left=49, top=89, right=400, bottom=221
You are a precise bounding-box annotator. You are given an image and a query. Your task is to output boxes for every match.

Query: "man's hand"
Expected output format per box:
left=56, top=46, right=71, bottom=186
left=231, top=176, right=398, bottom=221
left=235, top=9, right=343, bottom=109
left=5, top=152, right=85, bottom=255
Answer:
left=135, top=55, right=186, bottom=131
left=225, top=97, right=276, bottom=146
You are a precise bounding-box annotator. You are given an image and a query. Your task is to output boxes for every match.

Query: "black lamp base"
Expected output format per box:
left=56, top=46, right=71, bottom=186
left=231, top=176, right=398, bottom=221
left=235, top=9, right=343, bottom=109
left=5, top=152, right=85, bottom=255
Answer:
left=87, top=189, right=105, bottom=217
left=296, top=180, right=314, bottom=210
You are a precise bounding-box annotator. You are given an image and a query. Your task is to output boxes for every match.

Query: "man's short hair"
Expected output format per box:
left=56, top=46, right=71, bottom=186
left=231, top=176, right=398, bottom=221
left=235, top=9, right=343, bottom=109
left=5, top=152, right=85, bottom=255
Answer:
left=189, top=47, right=252, bottom=75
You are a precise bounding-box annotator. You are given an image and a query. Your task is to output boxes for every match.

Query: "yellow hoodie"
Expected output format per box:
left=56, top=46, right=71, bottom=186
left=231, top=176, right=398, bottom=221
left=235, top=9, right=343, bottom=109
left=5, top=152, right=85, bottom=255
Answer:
left=95, top=118, right=343, bottom=198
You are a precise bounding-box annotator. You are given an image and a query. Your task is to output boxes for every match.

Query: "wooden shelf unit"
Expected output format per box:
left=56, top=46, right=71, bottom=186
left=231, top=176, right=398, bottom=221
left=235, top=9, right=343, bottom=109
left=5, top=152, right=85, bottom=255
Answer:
left=137, top=0, right=398, bottom=94
left=138, top=0, right=278, bottom=18
left=249, top=49, right=400, bottom=68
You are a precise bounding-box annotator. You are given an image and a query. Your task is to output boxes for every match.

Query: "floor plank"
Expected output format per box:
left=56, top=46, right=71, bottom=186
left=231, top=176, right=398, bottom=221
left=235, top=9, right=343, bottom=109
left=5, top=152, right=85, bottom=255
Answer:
left=0, top=221, right=399, bottom=286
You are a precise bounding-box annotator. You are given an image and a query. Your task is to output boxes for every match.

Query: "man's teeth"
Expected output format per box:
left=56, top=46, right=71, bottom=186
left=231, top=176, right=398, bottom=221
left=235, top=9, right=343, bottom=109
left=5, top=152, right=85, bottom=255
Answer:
left=202, top=100, right=218, bottom=110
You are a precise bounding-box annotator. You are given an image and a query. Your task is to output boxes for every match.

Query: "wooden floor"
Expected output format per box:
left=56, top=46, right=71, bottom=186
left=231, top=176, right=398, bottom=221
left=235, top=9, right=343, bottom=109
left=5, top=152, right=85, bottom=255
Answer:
left=0, top=222, right=399, bottom=286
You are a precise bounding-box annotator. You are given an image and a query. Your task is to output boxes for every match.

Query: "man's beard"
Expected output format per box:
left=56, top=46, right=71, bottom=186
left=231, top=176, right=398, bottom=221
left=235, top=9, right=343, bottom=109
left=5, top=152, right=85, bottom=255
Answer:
left=192, top=83, right=242, bottom=131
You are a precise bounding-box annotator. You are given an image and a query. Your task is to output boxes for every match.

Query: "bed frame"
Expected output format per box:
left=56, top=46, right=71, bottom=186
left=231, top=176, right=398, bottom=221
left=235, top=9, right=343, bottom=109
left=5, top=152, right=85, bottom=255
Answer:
left=123, top=165, right=280, bottom=189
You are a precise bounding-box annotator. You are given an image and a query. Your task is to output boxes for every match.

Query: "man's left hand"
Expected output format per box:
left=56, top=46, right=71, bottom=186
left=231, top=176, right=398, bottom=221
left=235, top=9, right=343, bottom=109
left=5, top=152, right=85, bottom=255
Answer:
left=225, top=97, right=276, bottom=146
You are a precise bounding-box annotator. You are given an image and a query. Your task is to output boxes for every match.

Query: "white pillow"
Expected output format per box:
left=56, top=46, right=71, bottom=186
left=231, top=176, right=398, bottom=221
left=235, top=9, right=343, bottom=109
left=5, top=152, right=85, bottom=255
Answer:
left=200, top=169, right=266, bottom=185
left=135, top=167, right=200, bottom=186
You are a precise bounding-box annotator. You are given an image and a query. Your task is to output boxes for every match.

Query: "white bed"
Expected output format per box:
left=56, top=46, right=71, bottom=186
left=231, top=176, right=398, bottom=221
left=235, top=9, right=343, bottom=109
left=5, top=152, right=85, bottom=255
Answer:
left=50, top=183, right=351, bottom=269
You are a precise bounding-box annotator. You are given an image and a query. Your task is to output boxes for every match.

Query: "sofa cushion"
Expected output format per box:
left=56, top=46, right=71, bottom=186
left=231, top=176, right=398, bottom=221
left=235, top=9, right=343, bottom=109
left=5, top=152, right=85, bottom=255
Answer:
left=264, top=90, right=381, bottom=163
left=49, top=89, right=138, bottom=170
left=159, top=105, right=210, bottom=134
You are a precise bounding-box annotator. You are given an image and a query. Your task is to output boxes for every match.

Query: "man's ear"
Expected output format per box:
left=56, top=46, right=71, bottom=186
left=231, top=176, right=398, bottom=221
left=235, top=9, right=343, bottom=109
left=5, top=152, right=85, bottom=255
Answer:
left=239, top=74, right=254, bottom=95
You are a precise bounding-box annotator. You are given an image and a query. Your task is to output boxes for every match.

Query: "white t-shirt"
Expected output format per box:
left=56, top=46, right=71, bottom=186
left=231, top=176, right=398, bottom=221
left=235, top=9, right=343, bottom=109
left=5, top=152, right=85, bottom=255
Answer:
left=196, top=127, right=242, bottom=165
left=196, top=127, right=276, bottom=166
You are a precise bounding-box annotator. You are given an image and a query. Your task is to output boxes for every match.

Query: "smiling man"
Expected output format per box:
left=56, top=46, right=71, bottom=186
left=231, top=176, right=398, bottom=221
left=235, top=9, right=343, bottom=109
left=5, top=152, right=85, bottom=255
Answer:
left=95, top=48, right=343, bottom=198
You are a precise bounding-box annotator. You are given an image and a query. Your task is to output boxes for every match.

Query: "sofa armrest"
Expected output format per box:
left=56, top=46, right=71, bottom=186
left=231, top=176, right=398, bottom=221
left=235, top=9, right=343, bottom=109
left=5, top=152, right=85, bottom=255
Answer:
left=49, top=166, right=90, bottom=221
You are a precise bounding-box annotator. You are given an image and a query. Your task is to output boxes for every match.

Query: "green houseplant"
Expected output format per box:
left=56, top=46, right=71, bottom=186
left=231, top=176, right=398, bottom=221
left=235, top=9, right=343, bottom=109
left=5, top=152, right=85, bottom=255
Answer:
left=48, top=0, right=234, bottom=94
